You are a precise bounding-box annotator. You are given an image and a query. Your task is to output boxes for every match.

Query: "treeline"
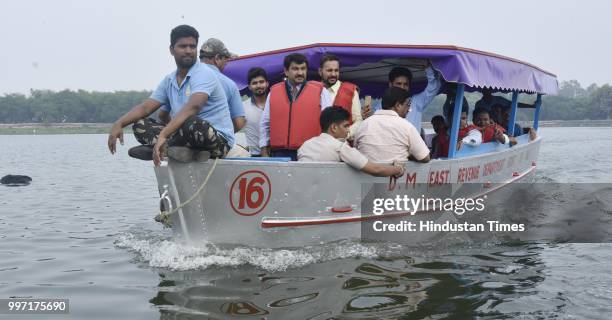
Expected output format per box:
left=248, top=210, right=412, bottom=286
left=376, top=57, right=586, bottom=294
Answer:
left=0, top=80, right=610, bottom=123
left=423, top=80, right=612, bottom=122
left=0, top=90, right=151, bottom=123
left=537, top=80, right=612, bottom=120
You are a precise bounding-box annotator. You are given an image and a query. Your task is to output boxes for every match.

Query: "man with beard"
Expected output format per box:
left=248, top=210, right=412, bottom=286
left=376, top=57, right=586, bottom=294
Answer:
left=318, top=53, right=369, bottom=139
left=243, top=67, right=269, bottom=156
left=259, top=53, right=331, bottom=160
left=107, top=25, right=234, bottom=165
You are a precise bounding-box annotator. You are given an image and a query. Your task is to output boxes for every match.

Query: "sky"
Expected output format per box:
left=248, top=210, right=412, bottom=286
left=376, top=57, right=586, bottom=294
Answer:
left=0, top=0, right=610, bottom=95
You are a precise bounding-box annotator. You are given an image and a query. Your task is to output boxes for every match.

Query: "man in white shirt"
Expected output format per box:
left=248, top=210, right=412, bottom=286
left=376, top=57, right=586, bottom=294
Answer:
left=299, top=107, right=405, bottom=177
left=243, top=67, right=269, bottom=156
left=355, top=87, right=431, bottom=163
left=318, top=53, right=369, bottom=139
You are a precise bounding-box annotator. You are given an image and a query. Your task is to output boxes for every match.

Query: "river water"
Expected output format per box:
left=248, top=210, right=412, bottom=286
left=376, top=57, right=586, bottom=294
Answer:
left=1, top=127, right=611, bottom=319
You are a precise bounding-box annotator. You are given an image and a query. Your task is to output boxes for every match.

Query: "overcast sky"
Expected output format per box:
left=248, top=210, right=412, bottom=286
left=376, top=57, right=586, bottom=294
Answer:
left=1, top=0, right=609, bottom=94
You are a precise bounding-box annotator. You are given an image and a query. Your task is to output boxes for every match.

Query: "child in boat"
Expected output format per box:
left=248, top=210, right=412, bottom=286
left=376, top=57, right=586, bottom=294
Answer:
left=472, top=107, right=510, bottom=144
left=430, top=115, right=449, bottom=158
left=433, top=104, right=482, bottom=158
left=457, top=109, right=482, bottom=148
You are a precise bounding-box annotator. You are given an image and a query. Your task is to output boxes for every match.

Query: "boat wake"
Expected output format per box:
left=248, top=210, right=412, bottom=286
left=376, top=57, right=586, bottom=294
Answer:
left=114, top=231, right=383, bottom=272
left=115, top=182, right=612, bottom=272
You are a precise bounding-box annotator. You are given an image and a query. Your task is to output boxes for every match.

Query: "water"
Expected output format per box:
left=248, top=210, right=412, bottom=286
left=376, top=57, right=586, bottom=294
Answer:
left=1, top=127, right=611, bottom=319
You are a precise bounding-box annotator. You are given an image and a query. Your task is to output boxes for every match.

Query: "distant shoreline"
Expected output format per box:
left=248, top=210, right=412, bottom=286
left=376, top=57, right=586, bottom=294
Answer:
left=0, top=123, right=114, bottom=135
left=0, top=120, right=610, bottom=135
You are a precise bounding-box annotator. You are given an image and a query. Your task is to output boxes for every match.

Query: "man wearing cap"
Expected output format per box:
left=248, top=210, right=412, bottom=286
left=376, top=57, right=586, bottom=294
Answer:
left=198, top=38, right=246, bottom=133
left=107, top=25, right=234, bottom=164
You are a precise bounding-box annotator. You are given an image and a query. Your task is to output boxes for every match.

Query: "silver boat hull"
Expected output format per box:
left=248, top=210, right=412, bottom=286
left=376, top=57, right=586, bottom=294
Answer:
left=153, top=137, right=540, bottom=248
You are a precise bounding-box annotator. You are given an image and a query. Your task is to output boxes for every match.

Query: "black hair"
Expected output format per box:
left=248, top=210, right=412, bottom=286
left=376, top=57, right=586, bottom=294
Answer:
left=320, top=106, right=350, bottom=132
left=283, top=53, right=308, bottom=69
left=170, top=25, right=199, bottom=47
left=247, top=67, right=268, bottom=83
left=431, top=115, right=445, bottom=124
left=320, top=53, right=340, bottom=68
left=447, top=98, right=469, bottom=120
left=490, top=103, right=505, bottom=110
left=459, top=101, right=469, bottom=113
left=388, top=67, right=413, bottom=83
left=472, top=107, right=490, bottom=120
left=381, top=87, right=412, bottom=110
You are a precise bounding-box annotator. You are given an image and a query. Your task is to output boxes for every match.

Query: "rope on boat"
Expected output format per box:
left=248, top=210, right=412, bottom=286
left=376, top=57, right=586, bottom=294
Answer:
left=157, top=158, right=219, bottom=226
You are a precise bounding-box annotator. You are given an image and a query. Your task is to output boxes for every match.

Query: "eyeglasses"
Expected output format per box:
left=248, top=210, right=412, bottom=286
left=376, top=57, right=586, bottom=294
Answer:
left=404, top=98, right=412, bottom=109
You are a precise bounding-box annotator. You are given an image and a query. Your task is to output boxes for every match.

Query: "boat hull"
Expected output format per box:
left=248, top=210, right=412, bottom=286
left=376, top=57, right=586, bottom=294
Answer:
left=154, top=137, right=540, bottom=248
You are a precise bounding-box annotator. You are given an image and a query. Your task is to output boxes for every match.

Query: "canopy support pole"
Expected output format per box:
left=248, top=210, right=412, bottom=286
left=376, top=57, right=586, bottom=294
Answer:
left=508, top=91, right=519, bottom=136
left=533, top=94, right=542, bottom=131
left=448, top=84, right=465, bottom=159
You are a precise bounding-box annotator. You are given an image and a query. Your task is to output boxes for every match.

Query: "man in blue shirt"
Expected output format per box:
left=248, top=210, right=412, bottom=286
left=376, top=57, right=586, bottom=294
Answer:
left=159, top=38, right=245, bottom=133
left=371, top=64, right=441, bottom=134
left=198, top=38, right=246, bottom=133
left=107, top=25, right=235, bottom=165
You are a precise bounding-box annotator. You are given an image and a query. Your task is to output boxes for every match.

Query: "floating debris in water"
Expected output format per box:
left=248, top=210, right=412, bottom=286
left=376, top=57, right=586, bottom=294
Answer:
left=1, top=174, right=32, bottom=186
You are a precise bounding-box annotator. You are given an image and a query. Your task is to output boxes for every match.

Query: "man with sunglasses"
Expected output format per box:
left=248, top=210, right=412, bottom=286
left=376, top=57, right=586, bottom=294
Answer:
left=354, top=87, right=430, bottom=163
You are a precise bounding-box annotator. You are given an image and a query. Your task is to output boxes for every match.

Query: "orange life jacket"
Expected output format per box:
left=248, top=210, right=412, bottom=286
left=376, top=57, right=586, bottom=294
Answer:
left=479, top=124, right=506, bottom=143
left=458, top=124, right=480, bottom=140
left=332, top=82, right=358, bottom=123
left=269, top=81, right=324, bottom=150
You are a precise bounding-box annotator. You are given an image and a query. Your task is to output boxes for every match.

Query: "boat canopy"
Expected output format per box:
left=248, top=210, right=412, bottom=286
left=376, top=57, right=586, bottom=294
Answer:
left=224, top=43, right=558, bottom=97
